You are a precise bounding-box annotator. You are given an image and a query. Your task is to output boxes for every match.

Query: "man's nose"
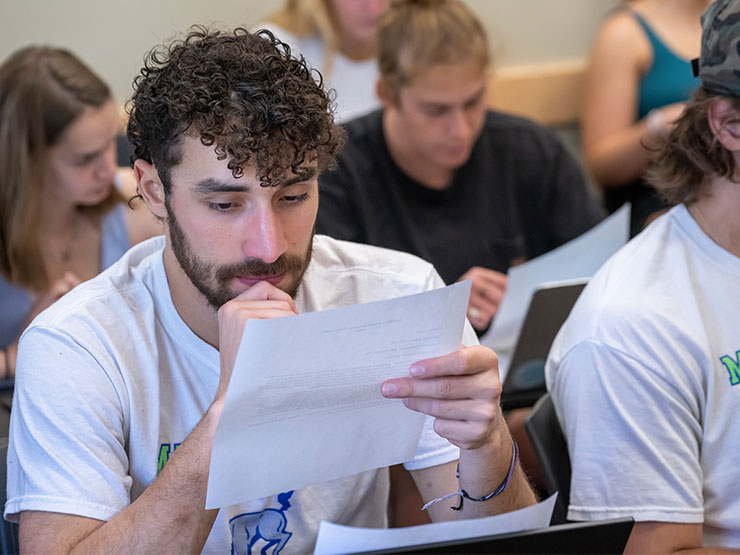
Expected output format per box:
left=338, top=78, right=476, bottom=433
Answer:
left=242, top=205, right=288, bottom=264
left=448, top=108, right=474, bottom=141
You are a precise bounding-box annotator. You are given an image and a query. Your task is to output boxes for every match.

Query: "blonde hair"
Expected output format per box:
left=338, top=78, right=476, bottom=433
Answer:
left=0, top=46, right=119, bottom=292
left=266, top=0, right=338, bottom=78
left=377, top=0, right=490, bottom=92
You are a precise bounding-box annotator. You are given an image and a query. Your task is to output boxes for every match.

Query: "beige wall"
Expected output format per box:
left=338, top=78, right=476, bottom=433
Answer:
left=467, top=0, right=620, bottom=66
left=0, top=0, right=620, bottom=106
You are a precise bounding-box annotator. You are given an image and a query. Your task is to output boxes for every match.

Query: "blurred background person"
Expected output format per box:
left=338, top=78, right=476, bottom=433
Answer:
left=0, top=46, right=161, bottom=381
left=259, top=0, right=389, bottom=122
left=317, top=0, right=605, bottom=335
left=581, top=0, right=709, bottom=236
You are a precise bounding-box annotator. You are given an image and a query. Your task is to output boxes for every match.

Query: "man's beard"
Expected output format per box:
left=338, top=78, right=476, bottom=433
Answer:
left=166, top=200, right=313, bottom=310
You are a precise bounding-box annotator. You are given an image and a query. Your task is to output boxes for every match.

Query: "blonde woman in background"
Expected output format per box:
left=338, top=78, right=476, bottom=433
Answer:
left=582, top=0, right=710, bottom=236
left=259, top=0, right=389, bottom=122
left=0, top=46, right=161, bottom=380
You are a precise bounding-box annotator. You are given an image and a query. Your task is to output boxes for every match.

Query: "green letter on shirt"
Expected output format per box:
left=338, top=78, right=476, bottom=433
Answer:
left=157, top=444, right=171, bottom=474
left=157, top=442, right=182, bottom=474
left=720, top=351, right=740, bottom=386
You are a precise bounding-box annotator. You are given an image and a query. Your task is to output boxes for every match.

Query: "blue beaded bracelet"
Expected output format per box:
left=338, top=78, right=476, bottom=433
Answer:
left=421, top=437, right=519, bottom=512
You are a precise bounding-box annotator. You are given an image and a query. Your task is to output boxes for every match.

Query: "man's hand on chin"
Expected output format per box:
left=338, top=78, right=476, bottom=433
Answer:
left=215, top=281, right=298, bottom=401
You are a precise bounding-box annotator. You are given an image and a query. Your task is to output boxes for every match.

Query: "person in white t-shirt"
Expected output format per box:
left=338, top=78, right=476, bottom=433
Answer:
left=7, top=26, right=536, bottom=553
left=258, top=0, right=388, bottom=122
left=546, top=0, right=740, bottom=551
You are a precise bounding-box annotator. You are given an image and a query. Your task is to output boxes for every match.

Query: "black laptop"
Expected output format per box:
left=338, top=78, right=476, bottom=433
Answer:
left=500, top=279, right=587, bottom=411
left=351, top=517, right=634, bottom=555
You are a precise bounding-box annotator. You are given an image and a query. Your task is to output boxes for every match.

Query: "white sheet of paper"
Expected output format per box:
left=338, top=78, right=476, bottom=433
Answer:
left=313, top=494, right=558, bottom=555
left=480, top=203, right=630, bottom=379
left=206, top=281, right=472, bottom=509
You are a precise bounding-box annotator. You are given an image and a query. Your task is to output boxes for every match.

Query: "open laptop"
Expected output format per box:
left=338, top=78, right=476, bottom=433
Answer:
left=500, top=279, right=587, bottom=411
left=351, top=517, right=634, bottom=555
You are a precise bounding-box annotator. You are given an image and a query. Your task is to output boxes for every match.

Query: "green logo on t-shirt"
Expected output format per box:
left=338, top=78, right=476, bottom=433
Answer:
left=157, top=442, right=182, bottom=474
left=719, top=351, right=740, bottom=386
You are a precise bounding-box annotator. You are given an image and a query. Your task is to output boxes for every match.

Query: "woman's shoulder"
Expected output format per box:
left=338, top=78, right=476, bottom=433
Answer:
left=590, top=8, right=651, bottom=74
left=596, top=9, right=650, bottom=51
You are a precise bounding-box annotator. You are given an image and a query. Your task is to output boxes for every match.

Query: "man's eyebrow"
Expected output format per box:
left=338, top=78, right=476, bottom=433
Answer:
left=465, top=86, right=486, bottom=103
left=193, top=178, right=249, bottom=194
left=420, top=86, right=486, bottom=109
left=193, top=169, right=317, bottom=193
left=282, top=167, right=318, bottom=186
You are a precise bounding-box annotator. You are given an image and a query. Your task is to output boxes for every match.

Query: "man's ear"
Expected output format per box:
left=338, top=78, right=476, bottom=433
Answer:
left=134, top=159, right=167, bottom=220
left=708, top=98, right=740, bottom=151
left=376, top=77, right=399, bottom=109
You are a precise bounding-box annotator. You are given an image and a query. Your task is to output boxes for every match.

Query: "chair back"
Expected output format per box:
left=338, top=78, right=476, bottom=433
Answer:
left=0, top=437, right=19, bottom=554
left=525, top=392, right=571, bottom=525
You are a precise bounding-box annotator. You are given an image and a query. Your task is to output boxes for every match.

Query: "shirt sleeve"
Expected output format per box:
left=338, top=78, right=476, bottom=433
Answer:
left=5, top=325, right=131, bottom=523
left=548, top=338, right=704, bottom=524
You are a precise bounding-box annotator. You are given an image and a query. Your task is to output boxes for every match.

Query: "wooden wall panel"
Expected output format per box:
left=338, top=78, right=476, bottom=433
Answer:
left=488, top=60, right=586, bottom=126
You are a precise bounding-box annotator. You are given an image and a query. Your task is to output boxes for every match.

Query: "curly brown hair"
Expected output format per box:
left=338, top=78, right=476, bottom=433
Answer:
left=648, top=87, right=740, bottom=205
left=126, top=26, right=344, bottom=191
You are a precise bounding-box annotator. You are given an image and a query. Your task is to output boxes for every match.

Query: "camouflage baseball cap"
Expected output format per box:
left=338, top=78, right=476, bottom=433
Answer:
left=696, top=0, right=740, bottom=96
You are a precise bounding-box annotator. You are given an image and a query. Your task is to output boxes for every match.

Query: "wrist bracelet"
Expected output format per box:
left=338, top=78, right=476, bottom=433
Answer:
left=421, top=436, right=519, bottom=512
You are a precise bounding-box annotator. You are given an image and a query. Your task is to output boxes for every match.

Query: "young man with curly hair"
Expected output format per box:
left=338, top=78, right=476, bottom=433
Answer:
left=5, top=27, right=535, bottom=553
left=546, top=0, right=740, bottom=551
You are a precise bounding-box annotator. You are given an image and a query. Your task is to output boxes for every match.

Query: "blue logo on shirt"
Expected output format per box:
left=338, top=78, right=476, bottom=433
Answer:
left=230, top=490, right=294, bottom=554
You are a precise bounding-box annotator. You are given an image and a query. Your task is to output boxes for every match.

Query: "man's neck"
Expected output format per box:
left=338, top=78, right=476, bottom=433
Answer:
left=382, top=110, right=454, bottom=190
left=163, top=246, right=221, bottom=349
left=688, top=176, right=740, bottom=258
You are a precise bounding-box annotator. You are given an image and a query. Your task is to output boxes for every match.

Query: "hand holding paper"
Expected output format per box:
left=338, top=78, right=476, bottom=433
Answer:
left=381, top=345, right=502, bottom=451
left=206, top=281, right=473, bottom=508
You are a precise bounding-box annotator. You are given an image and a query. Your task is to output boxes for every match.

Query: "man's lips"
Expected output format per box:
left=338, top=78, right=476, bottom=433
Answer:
left=235, top=273, right=286, bottom=287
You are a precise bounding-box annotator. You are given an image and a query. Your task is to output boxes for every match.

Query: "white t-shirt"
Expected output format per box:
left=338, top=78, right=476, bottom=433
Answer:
left=7, top=234, right=468, bottom=554
left=545, top=204, right=740, bottom=548
left=256, top=23, right=380, bottom=123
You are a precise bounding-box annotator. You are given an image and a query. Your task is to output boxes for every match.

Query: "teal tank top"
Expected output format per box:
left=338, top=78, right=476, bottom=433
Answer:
left=632, top=11, right=700, bottom=119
